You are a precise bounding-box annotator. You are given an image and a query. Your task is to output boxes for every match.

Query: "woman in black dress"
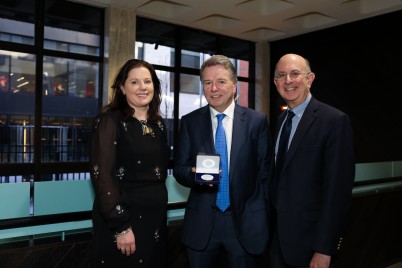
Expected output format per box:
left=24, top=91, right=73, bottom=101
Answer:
left=90, top=59, right=169, bottom=267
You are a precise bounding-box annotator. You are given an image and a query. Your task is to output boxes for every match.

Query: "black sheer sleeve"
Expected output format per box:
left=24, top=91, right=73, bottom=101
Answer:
left=90, top=112, right=130, bottom=232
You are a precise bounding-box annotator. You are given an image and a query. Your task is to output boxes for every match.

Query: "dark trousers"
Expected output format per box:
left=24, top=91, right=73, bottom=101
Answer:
left=186, top=208, right=258, bottom=268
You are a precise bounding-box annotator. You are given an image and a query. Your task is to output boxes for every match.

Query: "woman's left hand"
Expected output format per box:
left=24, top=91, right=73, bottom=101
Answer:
left=116, top=228, right=136, bottom=256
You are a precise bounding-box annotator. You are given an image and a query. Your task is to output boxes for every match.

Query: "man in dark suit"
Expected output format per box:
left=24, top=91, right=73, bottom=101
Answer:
left=269, top=53, right=355, bottom=268
left=174, top=55, right=271, bottom=268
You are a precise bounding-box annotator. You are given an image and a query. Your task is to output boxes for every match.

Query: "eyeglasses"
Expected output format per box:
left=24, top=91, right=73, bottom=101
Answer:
left=274, top=71, right=309, bottom=81
left=202, top=80, right=228, bottom=89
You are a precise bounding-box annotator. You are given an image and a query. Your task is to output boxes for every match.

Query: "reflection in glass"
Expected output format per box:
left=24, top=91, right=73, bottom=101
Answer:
left=43, top=57, right=99, bottom=98
left=0, top=50, right=36, bottom=164
left=0, top=115, right=34, bottom=164
left=0, top=53, right=99, bottom=164
left=155, top=70, right=174, bottom=157
left=0, top=50, right=36, bottom=94
left=180, top=73, right=200, bottom=94
left=44, top=0, right=102, bottom=56
left=44, top=27, right=100, bottom=56
left=0, top=0, right=35, bottom=46
left=40, top=117, right=93, bottom=163
left=0, top=174, right=33, bottom=184
left=181, top=50, right=201, bottom=69
left=179, top=74, right=206, bottom=118
left=0, top=18, right=35, bottom=45
left=237, top=60, right=249, bottom=78
left=157, top=70, right=174, bottom=120
left=237, top=81, right=249, bottom=107
left=42, top=57, right=98, bottom=162
left=41, top=172, right=91, bottom=181
left=136, top=42, right=174, bottom=67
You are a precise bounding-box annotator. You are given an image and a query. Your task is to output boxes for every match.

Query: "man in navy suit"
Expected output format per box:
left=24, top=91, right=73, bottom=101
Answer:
left=174, top=55, right=271, bottom=268
left=269, top=53, right=355, bottom=268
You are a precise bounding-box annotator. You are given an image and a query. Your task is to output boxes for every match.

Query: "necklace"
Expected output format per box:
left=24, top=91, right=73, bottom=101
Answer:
left=137, top=119, right=154, bottom=137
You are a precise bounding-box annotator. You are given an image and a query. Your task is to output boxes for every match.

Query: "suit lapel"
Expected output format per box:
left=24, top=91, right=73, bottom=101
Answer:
left=200, top=105, right=215, bottom=153
left=229, top=105, right=246, bottom=180
left=275, top=112, right=287, bottom=142
left=283, top=98, right=319, bottom=170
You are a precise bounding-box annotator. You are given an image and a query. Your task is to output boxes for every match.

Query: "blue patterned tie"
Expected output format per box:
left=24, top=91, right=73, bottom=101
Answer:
left=215, top=113, right=230, bottom=211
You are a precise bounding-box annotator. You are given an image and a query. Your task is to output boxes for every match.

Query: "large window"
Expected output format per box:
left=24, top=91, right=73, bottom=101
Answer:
left=0, top=0, right=104, bottom=188
left=0, top=5, right=254, bottom=218
left=135, top=17, right=255, bottom=152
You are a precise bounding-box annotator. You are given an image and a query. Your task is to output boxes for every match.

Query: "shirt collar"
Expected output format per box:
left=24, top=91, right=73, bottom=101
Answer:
left=291, top=93, right=312, bottom=118
left=210, top=101, right=235, bottom=120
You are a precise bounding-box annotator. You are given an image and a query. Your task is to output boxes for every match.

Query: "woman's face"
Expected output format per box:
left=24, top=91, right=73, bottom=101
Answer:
left=120, top=67, right=154, bottom=110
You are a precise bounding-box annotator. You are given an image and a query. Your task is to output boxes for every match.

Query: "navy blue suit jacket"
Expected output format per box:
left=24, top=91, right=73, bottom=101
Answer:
left=173, top=104, right=271, bottom=255
left=270, top=97, right=355, bottom=266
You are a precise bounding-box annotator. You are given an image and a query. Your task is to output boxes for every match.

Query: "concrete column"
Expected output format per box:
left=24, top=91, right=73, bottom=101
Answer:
left=103, top=6, right=136, bottom=105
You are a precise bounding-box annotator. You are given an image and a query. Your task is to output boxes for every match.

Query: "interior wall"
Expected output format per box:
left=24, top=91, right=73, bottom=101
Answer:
left=269, top=9, right=402, bottom=163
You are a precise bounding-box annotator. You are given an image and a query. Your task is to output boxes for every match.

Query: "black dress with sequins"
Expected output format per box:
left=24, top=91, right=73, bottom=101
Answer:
left=90, top=111, right=169, bottom=267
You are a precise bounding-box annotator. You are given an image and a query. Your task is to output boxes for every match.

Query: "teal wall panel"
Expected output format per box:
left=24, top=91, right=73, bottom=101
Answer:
left=166, top=175, right=189, bottom=203
left=0, top=182, right=30, bottom=220
left=393, top=161, right=402, bottom=177
left=32, top=176, right=189, bottom=217
left=0, top=220, right=92, bottom=240
left=1, top=162, right=401, bottom=242
left=34, top=180, right=94, bottom=216
left=355, top=162, right=395, bottom=182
